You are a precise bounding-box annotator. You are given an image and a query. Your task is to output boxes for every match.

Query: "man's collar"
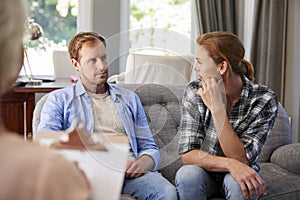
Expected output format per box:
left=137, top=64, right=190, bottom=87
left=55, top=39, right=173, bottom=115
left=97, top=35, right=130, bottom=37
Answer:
left=74, top=79, right=119, bottom=102
left=74, top=78, right=86, bottom=97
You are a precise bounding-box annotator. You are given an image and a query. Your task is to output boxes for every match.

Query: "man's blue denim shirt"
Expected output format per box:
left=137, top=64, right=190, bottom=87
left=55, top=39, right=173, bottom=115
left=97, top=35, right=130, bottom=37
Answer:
left=38, top=79, right=160, bottom=170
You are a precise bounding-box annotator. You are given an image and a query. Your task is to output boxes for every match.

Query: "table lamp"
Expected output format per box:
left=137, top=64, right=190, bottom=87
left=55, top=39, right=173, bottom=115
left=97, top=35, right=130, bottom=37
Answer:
left=18, top=17, right=43, bottom=86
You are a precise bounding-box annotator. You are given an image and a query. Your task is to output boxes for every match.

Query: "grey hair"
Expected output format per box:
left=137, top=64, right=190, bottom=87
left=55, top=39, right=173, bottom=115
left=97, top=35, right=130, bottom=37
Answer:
left=0, top=0, right=27, bottom=93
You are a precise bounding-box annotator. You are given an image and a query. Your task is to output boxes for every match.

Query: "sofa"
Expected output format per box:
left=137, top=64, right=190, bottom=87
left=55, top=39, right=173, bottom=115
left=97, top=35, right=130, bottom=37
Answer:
left=118, top=83, right=300, bottom=200
left=33, top=83, right=300, bottom=199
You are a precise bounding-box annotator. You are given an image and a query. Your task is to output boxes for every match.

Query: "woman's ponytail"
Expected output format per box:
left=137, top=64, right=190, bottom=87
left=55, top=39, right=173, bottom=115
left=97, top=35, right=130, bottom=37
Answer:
left=240, top=59, right=255, bottom=81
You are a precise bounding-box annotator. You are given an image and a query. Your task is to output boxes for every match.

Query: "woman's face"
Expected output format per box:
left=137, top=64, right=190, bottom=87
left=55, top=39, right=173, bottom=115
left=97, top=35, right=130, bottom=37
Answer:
left=194, top=45, right=221, bottom=82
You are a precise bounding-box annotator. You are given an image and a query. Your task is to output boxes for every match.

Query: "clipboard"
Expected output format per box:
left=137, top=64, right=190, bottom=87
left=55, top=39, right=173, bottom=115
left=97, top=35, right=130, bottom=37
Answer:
left=35, top=127, right=129, bottom=200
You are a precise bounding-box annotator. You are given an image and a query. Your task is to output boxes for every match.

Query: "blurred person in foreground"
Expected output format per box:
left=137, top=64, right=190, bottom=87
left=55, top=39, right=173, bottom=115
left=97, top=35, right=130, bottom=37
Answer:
left=37, top=31, right=177, bottom=200
left=0, top=0, right=91, bottom=199
left=175, top=31, right=278, bottom=200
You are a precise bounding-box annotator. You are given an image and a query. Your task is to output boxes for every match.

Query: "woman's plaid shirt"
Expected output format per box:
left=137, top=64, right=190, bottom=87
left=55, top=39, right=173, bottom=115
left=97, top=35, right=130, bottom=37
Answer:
left=178, top=76, right=279, bottom=171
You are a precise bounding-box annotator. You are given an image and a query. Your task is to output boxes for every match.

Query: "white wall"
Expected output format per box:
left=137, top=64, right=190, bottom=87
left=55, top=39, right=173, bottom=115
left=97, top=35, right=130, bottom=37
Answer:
left=78, top=0, right=93, bottom=31
left=92, top=0, right=122, bottom=76
left=285, top=0, right=300, bottom=142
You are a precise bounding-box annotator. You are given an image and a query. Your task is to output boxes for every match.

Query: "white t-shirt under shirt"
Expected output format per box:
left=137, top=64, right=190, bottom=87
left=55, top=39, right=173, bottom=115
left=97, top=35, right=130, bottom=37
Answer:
left=88, top=91, right=136, bottom=160
left=88, top=91, right=126, bottom=134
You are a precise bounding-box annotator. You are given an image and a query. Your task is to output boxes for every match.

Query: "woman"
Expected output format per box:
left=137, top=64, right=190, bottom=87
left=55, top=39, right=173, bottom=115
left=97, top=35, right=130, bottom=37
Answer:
left=175, top=31, right=278, bottom=200
left=0, top=0, right=90, bottom=199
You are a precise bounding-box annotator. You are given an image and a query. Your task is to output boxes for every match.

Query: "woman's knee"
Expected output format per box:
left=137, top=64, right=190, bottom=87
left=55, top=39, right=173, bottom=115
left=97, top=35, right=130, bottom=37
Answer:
left=176, top=165, right=215, bottom=199
left=175, top=165, right=207, bottom=184
left=123, top=172, right=178, bottom=200
left=223, top=173, right=240, bottom=190
left=223, top=173, right=245, bottom=199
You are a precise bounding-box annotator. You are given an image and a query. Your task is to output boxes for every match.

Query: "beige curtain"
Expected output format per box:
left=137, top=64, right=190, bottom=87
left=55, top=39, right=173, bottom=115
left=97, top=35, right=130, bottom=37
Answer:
left=250, top=0, right=287, bottom=101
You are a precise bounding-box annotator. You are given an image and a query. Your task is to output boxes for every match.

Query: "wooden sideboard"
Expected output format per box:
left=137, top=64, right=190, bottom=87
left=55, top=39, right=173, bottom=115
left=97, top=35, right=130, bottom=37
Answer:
left=0, top=78, right=72, bottom=140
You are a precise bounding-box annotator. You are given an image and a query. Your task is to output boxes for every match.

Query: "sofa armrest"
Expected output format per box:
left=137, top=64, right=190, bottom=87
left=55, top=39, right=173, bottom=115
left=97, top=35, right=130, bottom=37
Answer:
left=270, top=143, right=300, bottom=175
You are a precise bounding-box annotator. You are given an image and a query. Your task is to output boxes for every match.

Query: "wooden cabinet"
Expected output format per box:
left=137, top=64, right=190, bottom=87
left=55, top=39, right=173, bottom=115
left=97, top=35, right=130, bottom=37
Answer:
left=1, top=92, right=35, bottom=140
left=0, top=79, right=71, bottom=140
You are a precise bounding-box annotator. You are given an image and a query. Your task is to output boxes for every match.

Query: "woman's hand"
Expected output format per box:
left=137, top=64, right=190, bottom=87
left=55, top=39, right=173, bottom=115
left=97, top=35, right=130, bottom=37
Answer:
left=199, top=77, right=225, bottom=114
left=228, top=159, right=267, bottom=199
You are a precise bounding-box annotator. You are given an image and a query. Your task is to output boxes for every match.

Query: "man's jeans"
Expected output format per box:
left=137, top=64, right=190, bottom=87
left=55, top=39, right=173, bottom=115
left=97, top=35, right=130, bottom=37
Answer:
left=122, top=171, right=178, bottom=200
left=175, top=165, right=262, bottom=200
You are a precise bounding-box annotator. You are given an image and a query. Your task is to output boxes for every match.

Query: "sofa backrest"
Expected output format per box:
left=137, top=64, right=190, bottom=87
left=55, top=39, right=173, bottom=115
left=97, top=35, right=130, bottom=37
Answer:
left=124, top=53, right=194, bottom=84
left=119, top=83, right=186, bottom=185
left=258, top=103, right=292, bottom=163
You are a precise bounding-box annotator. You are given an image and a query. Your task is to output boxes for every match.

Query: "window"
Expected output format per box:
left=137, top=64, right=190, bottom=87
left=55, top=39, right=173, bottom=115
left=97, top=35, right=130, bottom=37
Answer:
left=129, top=0, right=193, bottom=56
left=21, top=0, right=78, bottom=76
left=243, top=0, right=255, bottom=60
left=23, top=0, right=194, bottom=76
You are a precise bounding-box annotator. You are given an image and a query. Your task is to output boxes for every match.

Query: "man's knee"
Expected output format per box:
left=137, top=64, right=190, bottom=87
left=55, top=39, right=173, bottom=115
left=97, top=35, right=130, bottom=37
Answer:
left=161, top=182, right=178, bottom=200
left=122, top=172, right=178, bottom=200
left=148, top=173, right=177, bottom=200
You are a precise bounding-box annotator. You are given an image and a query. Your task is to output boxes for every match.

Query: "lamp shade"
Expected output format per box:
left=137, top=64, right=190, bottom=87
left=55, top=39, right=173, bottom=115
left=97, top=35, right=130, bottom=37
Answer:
left=23, top=18, right=43, bottom=42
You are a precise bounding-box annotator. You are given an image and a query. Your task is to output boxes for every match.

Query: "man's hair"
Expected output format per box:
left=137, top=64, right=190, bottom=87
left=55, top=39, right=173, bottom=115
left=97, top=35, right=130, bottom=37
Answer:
left=68, top=31, right=106, bottom=62
left=0, top=0, right=27, bottom=93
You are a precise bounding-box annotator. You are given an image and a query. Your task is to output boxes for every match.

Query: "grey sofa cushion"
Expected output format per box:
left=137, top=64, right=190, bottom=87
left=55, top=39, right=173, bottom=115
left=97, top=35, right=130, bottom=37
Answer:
left=119, top=83, right=186, bottom=185
left=260, top=163, right=300, bottom=200
left=258, top=103, right=292, bottom=163
left=270, top=143, right=300, bottom=175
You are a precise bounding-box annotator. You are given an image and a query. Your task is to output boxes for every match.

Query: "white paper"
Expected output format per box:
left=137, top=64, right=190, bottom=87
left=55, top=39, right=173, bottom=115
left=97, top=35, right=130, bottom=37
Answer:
left=37, top=135, right=129, bottom=200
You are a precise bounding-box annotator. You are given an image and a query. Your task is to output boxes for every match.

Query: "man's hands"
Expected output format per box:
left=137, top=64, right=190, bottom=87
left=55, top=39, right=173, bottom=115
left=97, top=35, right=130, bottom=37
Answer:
left=125, top=159, right=145, bottom=179
left=125, top=155, right=154, bottom=179
left=228, top=159, right=267, bottom=199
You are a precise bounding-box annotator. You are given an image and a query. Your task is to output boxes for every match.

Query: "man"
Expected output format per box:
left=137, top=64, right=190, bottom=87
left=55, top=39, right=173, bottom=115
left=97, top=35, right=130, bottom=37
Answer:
left=38, top=31, right=177, bottom=200
left=0, top=0, right=91, bottom=199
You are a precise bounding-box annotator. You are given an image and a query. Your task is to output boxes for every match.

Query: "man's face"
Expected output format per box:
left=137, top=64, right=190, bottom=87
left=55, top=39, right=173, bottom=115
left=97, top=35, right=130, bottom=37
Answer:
left=77, top=40, right=108, bottom=86
left=194, top=45, right=220, bottom=81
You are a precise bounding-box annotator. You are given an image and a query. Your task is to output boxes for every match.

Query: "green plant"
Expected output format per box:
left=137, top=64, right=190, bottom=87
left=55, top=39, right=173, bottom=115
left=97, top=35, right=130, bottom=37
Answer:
left=27, top=0, right=77, bottom=50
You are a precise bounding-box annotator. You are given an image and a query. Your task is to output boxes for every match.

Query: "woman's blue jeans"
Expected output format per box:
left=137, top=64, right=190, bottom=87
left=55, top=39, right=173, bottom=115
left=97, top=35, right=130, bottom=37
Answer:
left=175, top=165, right=262, bottom=200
